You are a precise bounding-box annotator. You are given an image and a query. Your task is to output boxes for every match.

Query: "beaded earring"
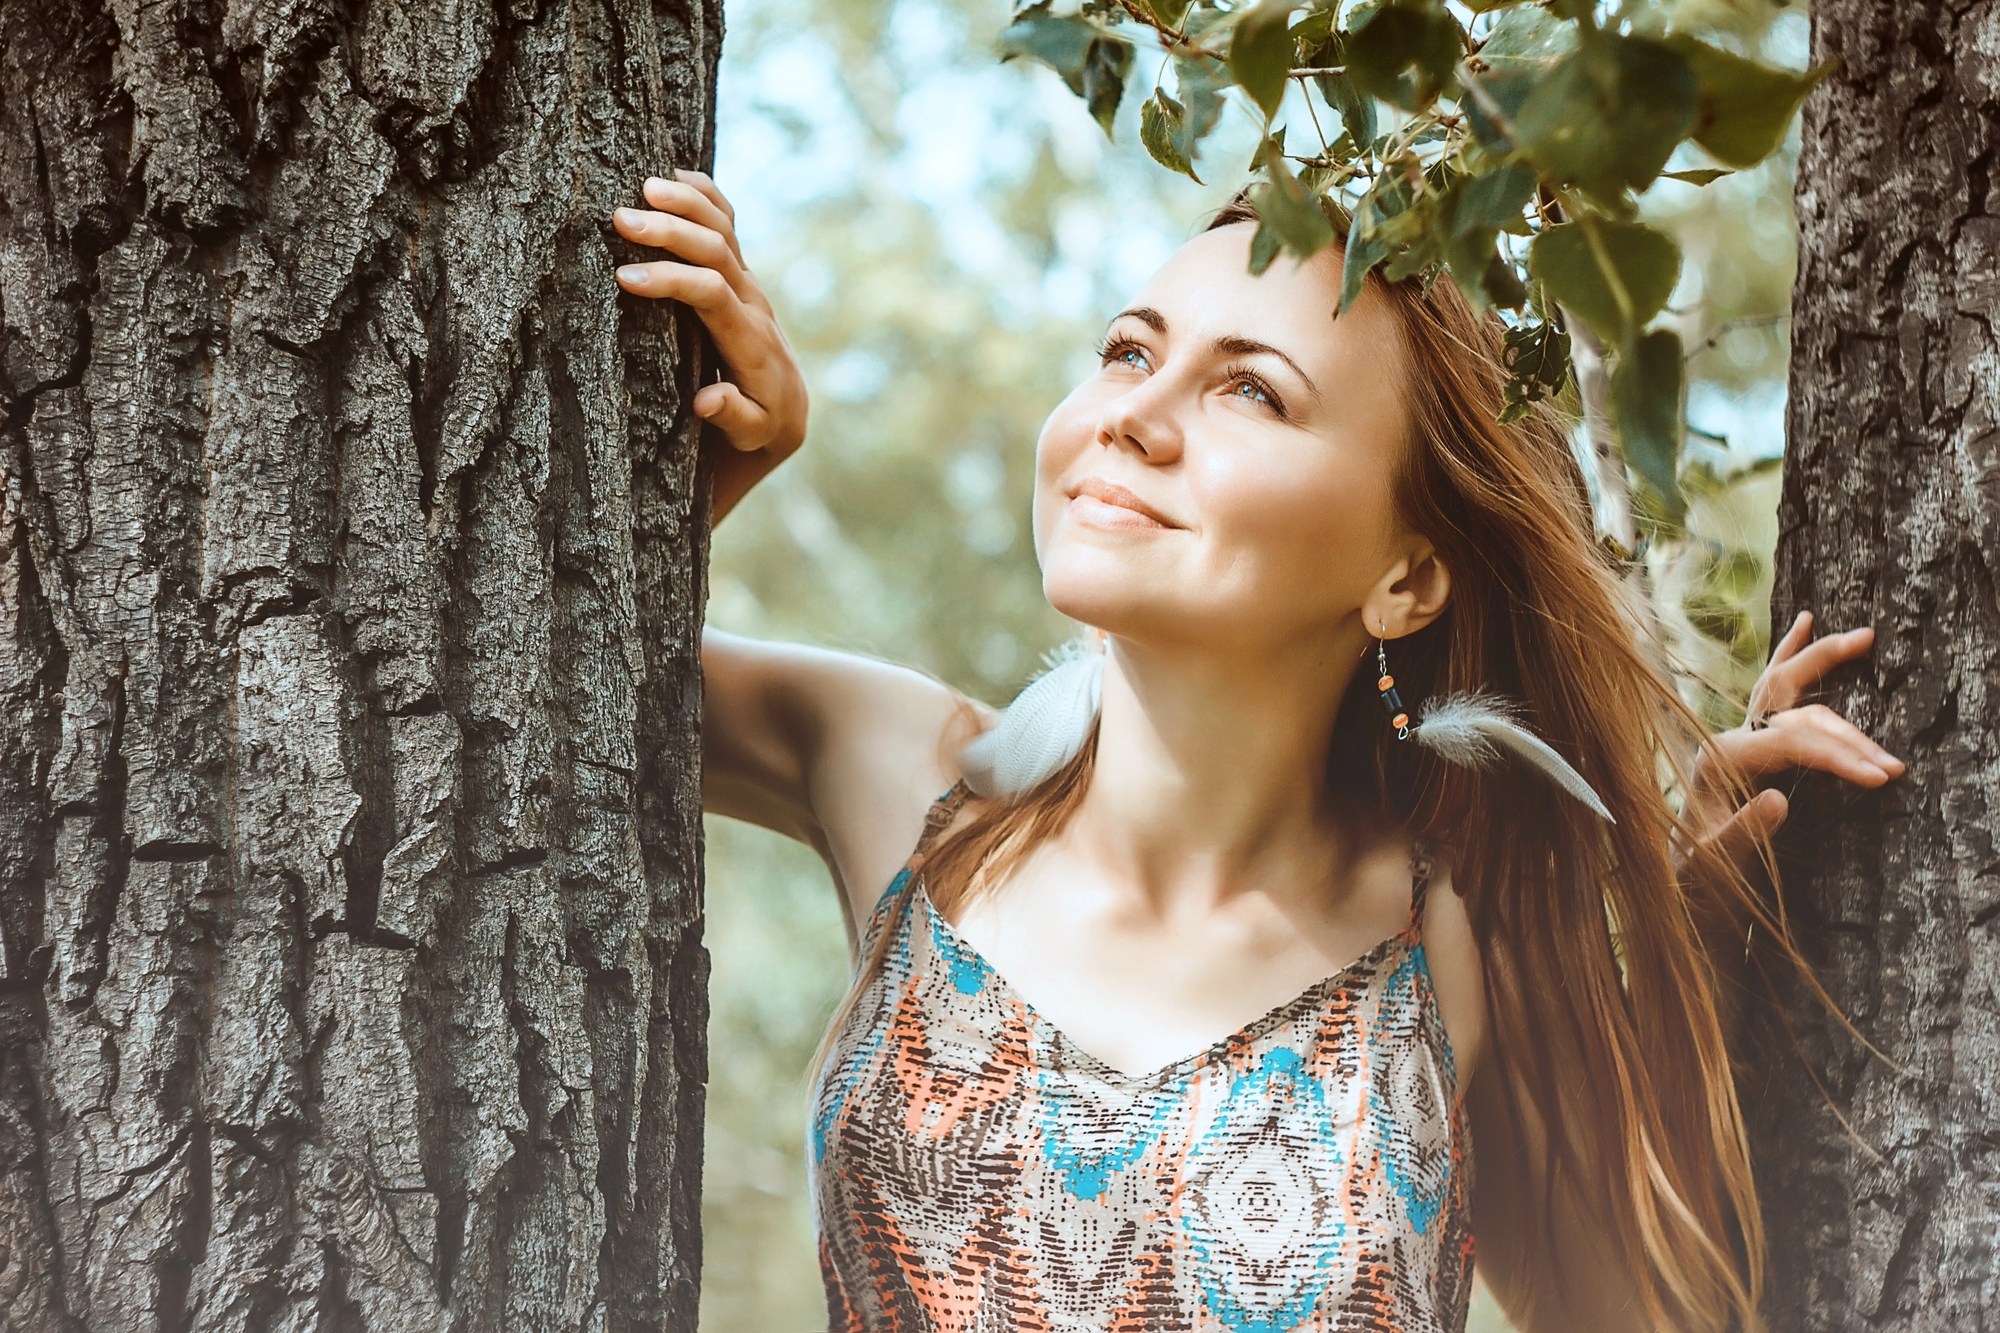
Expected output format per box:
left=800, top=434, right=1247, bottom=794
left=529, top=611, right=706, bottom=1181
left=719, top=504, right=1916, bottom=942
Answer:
left=1376, top=628, right=1411, bottom=741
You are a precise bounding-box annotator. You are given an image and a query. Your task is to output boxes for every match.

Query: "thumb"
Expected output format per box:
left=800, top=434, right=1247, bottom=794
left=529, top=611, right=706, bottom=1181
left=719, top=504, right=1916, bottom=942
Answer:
left=694, top=381, right=772, bottom=452
left=696, top=378, right=772, bottom=452
left=1701, top=787, right=1790, bottom=881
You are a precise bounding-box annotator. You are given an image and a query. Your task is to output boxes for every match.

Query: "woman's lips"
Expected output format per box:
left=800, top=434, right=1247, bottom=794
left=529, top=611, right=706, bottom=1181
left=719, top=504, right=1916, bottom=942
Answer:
left=1068, top=479, right=1178, bottom=530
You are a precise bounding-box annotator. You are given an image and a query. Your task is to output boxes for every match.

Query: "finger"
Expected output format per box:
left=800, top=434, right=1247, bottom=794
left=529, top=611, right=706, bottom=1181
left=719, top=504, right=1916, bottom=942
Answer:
left=1749, top=611, right=1815, bottom=714
left=615, top=260, right=757, bottom=344
left=612, top=208, right=753, bottom=299
left=693, top=381, right=775, bottom=452
left=1774, top=626, right=1874, bottom=692
left=640, top=176, right=744, bottom=261
left=1774, top=704, right=1905, bottom=774
left=1724, top=718, right=1897, bottom=787
left=1700, top=788, right=1790, bottom=877
left=1768, top=611, right=1813, bottom=667
left=671, top=168, right=735, bottom=223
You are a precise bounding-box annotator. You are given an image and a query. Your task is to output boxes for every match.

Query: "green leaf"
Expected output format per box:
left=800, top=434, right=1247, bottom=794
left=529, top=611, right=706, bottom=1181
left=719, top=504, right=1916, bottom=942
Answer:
left=1436, top=165, right=1536, bottom=311
left=1247, top=126, right=1287, bottom=173
left=1289, top=7, right=1335, bottom=50
left=1498, top=316, right=1572, bottom=421
left=1142, top=0, right=1191, bottom=27
left=1341, top=171, right=1412, bottom=313
left=1381, top=197, right=1440, bottom=282
left=999, top=4, right=1098, bottom=96
left=1251, top=142, right=1336, bottom=272
left=1249, top=215, right=1286, bottom=274
left=1611, top=328, right=1687, bottom=521
left=1456, top=161, right=1538, bottom=234
left=1665, top=35, right=1832, bottom=168
left=1140, top=88, right=1202, bottom=181
left=1475, top=4, right=1575, bottom=72
left=1083, top=37, right=1133, bottom=138
left=1315, top=68, right=1378, bottom=150
left=1460, top=9, right=1569, bottom=151
left=1659, top=167, right=1732, bottom=186
left=1230, top=0, right=1296, bottom=121
left=1512, top=36, right=1698, bottom=197
left=1480, top=254, right=1529, bottom=309
left=1529, top=219, right=1681, bottom=344
left=1172, top=54, right=1229, bottom=161
left=1462, top=65, right=1537, bottom=151
left=1346, top=4, right=1464, bottom=111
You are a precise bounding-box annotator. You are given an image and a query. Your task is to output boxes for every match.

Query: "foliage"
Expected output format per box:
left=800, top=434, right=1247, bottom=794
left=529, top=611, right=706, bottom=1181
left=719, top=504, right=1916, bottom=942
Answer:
left=1001, top=0, right=1824, bottom=523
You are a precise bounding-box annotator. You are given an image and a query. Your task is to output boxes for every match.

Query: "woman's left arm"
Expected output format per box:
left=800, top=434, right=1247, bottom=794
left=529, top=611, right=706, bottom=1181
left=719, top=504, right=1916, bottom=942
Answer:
left=1687, top=609, right=1906, bottom=872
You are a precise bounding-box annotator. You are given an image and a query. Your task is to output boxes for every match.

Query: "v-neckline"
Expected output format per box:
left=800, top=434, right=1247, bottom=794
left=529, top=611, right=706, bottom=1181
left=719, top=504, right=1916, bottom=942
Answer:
left=911, top=879, right=1419, bottom=1089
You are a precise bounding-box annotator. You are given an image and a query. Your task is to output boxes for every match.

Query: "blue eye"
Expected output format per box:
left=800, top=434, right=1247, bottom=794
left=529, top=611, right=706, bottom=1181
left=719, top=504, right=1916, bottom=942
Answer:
left=1221, top=364, right=1286, bottom=416
left=1100, top=338, right=1150, bottom=371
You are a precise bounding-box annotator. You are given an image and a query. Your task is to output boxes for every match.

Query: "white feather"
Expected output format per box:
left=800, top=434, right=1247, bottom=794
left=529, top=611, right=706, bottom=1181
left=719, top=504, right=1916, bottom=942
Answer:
left=1414, top=691, right=1615, bottom=823
left=957, top=639, right=1105, bottom=800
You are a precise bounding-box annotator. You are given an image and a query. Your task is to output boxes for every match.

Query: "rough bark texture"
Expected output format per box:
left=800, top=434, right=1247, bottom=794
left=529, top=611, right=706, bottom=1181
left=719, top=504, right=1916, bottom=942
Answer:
left=1749, top=4, right=1999, bottom=1330
left=0, top=0, right=719, bottom=1326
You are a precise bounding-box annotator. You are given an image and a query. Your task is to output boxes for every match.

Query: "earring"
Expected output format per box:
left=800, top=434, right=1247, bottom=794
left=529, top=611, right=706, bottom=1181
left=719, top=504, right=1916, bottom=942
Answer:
left=1377, top=625, right=1411, bottom=741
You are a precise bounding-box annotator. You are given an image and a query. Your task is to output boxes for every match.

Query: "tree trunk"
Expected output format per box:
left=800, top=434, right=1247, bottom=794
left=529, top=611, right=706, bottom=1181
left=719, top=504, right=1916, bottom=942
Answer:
left=0, top=0, right=718, bottom=1326
left=1749, top=4, right=1999, bottom=1329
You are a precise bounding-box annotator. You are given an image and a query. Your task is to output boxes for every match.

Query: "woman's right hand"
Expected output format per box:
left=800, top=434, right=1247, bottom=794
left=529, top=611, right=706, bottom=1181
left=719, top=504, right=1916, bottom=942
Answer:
left=613, top=170, right=808, bottom=520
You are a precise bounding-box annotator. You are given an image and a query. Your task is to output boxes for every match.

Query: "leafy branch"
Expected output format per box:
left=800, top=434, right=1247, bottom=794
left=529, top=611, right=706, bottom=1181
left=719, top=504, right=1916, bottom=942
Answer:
left=999, top=0, right=1829, bottom=527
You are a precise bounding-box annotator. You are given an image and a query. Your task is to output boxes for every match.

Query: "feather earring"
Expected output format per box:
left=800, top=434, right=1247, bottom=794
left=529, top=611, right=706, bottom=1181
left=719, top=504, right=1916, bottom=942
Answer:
left=1377, top=627, right=1613, bottom=822
left=1412, top=691, right=1616, bottom=823
left=957, top=635, right=1105, bottom=800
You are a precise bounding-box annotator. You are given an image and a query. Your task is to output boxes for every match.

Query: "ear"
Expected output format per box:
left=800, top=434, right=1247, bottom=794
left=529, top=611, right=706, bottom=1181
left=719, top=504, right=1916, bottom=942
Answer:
left=1363, top=542, right=1451, bottom=640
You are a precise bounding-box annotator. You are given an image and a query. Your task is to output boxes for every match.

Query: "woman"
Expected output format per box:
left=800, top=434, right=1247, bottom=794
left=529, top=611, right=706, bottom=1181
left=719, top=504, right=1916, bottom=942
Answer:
left=611, top=170, right=1902, bottom=1333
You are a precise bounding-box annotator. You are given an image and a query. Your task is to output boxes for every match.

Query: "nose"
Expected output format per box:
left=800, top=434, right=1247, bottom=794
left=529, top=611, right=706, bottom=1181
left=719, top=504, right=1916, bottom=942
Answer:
left=1095, top=376, right=1184, bottom=465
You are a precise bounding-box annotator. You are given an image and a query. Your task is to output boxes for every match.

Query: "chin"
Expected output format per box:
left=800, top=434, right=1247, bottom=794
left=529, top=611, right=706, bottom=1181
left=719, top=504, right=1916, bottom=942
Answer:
left=1040, top=552, right=1190, bottom=642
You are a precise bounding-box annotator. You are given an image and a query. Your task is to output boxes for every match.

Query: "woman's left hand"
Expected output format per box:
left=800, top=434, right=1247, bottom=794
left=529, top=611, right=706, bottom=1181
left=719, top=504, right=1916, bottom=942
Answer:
left=1689, top=610, right=1906, bottom=873
left=612, top=170, right=808, bottom=520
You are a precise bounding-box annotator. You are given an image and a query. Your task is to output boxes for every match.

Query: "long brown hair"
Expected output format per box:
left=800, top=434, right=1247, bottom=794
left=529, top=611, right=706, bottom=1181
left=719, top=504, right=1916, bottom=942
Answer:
left=826, top=196, right=1789, bottom=1331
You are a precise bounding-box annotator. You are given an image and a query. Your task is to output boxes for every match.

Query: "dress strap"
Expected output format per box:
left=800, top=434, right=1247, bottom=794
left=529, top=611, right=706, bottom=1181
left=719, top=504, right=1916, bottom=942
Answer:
left=908, top=780, right=973, bottom=874
left=1406, top=841, right=1437, bottom=937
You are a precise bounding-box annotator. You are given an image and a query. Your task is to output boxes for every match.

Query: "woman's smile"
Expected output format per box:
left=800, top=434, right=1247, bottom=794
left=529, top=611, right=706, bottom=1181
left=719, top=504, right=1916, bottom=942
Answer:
left=1066, top=477, right=1181, bottom=531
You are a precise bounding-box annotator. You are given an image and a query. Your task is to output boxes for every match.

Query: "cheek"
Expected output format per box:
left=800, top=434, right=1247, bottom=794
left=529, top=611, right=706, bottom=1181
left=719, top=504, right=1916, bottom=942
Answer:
left=1031, top=389, right=1098, bottom=555
left=1189, top=438, right=1400, bottom=596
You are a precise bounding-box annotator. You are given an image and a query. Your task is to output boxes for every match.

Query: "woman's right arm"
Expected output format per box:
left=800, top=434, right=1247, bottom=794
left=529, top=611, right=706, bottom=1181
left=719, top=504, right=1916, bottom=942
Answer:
left=610, top=172, right=992, bottom=927
left=702, top=629, right=991, bottom=937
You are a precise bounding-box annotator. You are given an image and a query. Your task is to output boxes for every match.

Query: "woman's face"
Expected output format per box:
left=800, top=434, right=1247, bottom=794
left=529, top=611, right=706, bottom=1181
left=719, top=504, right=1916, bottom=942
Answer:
left=1033, top=222, right=1426, bottom=658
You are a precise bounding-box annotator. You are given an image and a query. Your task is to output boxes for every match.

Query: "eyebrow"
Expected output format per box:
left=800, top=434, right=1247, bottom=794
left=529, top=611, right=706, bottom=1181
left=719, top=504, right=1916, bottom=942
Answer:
left=1105, top=308, right=1322, bottom=402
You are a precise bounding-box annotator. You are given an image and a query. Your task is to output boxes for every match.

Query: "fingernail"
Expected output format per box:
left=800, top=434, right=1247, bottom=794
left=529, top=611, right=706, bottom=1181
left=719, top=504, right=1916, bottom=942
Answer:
left=614, top=207, right=640, bottom=224
left=645, top=175, right=671, bottom=192
left=617, top=265, right=647, bottom=284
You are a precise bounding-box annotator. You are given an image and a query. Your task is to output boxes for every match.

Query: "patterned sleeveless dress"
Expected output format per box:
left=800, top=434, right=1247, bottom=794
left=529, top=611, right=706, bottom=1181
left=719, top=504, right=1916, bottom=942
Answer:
left=810, top=787, right=1475, bottom=1332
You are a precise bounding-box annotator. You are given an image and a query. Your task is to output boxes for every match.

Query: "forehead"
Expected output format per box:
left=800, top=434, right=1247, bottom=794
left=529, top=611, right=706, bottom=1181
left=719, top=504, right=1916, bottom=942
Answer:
left=1129, top=222, right=1405, bottom=385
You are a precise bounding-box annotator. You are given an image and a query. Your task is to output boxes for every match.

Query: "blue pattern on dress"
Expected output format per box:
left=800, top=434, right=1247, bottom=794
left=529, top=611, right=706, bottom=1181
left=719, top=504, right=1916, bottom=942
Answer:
left=810, top=870, right=917, bottom=1164
left=1035, top=1069, right=1176, bottom=1200
left=1181, top=1046, right=1347, bottom=1332
left=926, top=898, right=992, bottom=995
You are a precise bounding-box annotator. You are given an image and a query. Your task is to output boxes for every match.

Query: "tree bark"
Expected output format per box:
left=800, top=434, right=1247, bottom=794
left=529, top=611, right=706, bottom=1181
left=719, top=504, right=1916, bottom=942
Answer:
left=1749, top=4, right=1999, bottom=1329
left=0, top=0, right=718, bottom=1326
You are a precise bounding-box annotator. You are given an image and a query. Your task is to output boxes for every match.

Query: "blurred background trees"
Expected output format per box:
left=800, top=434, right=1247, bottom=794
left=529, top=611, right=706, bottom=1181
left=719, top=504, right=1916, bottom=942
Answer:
left=696, top=0, right=1809, bottom=1327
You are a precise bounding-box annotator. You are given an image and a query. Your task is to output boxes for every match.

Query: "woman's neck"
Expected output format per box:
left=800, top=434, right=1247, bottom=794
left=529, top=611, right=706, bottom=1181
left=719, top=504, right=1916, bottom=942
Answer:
left=1061, top=632, right=1369, bottom=915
